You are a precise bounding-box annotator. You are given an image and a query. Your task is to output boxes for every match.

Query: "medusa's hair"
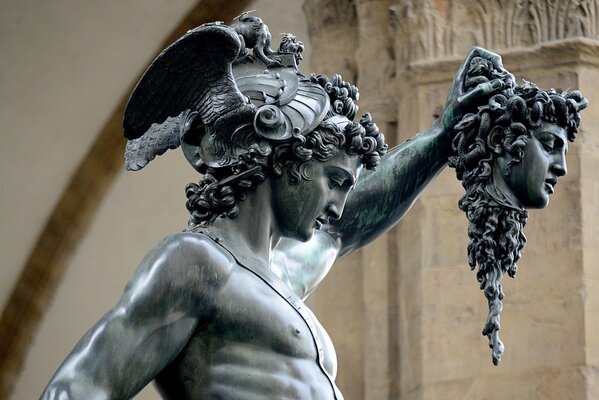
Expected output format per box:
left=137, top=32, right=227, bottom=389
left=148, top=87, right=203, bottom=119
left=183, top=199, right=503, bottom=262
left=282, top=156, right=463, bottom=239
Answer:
left=448, top=82, right=587, bottom=365
left=185, top=75, right=387, bottom=228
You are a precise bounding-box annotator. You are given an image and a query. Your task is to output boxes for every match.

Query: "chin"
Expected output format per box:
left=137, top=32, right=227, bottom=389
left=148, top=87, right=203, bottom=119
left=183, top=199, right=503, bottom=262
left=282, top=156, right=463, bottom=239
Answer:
left=296, top=230, right=315, bottom=242
left=285, top=228, right=314, bottom=242
left=525, top=195, right=550, bottom=209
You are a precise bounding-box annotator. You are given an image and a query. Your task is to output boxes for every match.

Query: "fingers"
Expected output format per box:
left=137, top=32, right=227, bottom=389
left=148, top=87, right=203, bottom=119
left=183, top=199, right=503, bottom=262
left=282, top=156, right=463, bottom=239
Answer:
left=468, top=47, right=515, bottom=84
left=468, top=46, right=503, bottom=67
left=457, top=47, right=502, bottom=75
left=451, top=46, right=506, bottom=99
left=457, top=79, right=507, bottom=109
left=444, top=47, right=513, bottom=130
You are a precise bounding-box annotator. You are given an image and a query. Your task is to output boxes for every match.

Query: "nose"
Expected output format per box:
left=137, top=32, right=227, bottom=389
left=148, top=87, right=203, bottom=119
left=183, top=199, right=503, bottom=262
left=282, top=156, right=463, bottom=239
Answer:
left=327, top=204, right=342, bottom=220
left=327, top=190, right=351, bottom=220
left=552, top=153, right=567, bottom=177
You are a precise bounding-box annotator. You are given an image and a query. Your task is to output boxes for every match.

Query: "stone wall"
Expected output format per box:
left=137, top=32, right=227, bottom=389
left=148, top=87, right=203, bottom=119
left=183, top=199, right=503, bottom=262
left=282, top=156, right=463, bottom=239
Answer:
left=305, top=1, right=599, bottom=399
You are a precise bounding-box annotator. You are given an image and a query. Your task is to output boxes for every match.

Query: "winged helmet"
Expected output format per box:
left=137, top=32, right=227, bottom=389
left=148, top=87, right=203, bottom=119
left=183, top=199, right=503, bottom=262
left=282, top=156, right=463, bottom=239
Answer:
left=123, top=15, right=329, bottom=173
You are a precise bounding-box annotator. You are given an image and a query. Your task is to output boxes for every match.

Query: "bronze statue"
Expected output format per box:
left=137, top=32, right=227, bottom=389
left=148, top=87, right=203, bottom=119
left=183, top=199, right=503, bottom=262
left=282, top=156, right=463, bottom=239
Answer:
left=449, top=57, right=588, bottom=365
left=41, top=16, right=516, bottom=399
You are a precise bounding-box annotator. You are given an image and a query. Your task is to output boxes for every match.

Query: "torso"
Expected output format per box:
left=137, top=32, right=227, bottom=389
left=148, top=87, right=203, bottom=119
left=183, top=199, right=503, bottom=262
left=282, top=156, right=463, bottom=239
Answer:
left=154, top=233, right=342, bottom=400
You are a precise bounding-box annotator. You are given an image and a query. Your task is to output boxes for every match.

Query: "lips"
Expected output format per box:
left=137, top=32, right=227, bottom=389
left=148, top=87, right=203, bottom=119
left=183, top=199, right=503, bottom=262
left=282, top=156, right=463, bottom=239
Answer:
left=315, top=216, right=329, bottom=230
left=545, top=178, right=557, bottom=194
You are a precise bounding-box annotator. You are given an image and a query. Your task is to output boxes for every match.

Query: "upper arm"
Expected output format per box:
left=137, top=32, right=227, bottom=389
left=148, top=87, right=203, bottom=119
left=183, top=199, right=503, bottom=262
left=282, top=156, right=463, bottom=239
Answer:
left=41, top=233, right=231, bottom=400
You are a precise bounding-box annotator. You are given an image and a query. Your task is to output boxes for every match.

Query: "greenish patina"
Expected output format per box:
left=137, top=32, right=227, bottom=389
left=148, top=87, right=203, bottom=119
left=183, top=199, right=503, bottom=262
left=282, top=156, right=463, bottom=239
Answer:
left=448, top=58, right=588, bottom=365
left=41, top=15, right=531, bottom=400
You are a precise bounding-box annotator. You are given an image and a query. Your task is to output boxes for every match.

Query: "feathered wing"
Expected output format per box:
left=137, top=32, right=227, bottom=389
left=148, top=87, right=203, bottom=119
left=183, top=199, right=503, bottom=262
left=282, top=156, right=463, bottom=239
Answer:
left=123, top=23, right=256, bottom=170
left=124, top=110, right=197, bottom=171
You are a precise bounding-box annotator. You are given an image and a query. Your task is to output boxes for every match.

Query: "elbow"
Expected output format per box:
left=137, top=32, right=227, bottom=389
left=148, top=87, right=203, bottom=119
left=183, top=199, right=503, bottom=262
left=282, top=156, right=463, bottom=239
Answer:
left=40, top=381, right=72, bottom=400
left=41, top=379, right=110, bottom=400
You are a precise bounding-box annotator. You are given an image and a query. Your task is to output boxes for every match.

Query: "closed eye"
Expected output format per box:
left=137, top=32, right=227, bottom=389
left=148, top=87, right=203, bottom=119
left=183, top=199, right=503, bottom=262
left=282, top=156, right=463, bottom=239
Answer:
left=328, top=178, right=343, bottom=189
left=536, top=129, right=566, bottom=154
left=328, top=177, right=353, bottom=190
left=326, top=167, right=356, bottom=191
left=542, top=142, right=554, bottom=152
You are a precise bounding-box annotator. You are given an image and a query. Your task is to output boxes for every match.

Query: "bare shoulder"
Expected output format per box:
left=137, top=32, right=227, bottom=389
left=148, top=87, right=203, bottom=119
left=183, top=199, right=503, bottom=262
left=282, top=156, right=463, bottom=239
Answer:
left=144, top=231, right=236, bottom=276
left=120, top=231, right=235, bottom=320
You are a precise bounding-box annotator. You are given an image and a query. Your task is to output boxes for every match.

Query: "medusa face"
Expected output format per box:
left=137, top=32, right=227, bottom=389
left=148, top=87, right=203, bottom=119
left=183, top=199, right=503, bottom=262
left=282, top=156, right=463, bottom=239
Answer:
left=494, top=121, right=568, bottom=209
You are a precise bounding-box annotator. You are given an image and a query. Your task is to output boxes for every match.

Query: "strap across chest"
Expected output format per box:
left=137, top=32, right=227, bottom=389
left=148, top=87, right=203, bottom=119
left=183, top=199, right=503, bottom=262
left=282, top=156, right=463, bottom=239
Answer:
left=190, top=229, right=340, bottom=399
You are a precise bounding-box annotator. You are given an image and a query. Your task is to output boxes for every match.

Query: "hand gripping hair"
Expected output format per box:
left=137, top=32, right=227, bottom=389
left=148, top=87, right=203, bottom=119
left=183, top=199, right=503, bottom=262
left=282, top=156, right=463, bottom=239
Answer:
left=122, top=16, right=387, bottom=228
left=448, top=57, right=588, bottom=365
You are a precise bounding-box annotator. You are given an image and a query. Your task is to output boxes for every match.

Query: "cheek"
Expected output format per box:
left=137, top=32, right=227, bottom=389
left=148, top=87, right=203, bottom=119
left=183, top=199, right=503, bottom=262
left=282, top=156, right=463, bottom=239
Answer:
left=286, top=181, right=325, bottom=222
left=515, top=147, right=550, bottom=204
left=523, top=148, right=549, bottom=184
left=298, top=182, right=326, bottom=220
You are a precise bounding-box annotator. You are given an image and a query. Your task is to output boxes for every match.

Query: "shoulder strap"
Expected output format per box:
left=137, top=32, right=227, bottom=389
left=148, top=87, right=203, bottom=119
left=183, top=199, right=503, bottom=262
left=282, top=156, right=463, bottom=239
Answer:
left=189, top=229, right=340, bottom=399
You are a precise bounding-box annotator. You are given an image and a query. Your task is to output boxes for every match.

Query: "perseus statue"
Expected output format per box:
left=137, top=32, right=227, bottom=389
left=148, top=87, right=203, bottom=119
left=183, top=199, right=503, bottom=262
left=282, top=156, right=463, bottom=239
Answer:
left=449, top=57, right=588, bottom=365
left=41, top=16, right=513, bottom=399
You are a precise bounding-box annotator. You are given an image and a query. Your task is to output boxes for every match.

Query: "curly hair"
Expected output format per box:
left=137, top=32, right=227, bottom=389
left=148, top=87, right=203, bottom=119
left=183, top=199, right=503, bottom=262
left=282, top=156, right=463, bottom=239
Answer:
left=448, top=81, right=587, bottom=365
left=185, top=74, right=387, bottom=228
left=311, top=73, right=360, bottom=121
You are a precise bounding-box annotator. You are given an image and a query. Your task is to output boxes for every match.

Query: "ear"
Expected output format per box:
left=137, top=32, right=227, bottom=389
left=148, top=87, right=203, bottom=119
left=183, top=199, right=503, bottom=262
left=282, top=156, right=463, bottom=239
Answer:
left=180, top=124, right=206, bottom=173
left=271, top=149, right=285, bottom=177
left=487, top=126, right=504, bottom=155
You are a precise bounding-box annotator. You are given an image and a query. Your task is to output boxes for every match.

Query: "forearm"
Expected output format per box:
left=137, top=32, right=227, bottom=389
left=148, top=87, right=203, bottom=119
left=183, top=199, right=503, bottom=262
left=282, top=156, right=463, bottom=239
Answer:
left=41, top=302, right=199, bottom=399
left=334, top=121, right=450, bottom=255
left=41, top=313, right=197, bottom=400
left=41, top=377, right=109, bottom=400
left=40, top=315, right=120, bottom=400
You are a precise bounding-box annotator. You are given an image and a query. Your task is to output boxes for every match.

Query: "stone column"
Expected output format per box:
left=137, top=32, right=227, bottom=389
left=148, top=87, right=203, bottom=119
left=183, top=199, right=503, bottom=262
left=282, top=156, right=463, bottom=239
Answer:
left=303, top=0, right=359, bottom=81
left=354, top=1, right=398, bottom=399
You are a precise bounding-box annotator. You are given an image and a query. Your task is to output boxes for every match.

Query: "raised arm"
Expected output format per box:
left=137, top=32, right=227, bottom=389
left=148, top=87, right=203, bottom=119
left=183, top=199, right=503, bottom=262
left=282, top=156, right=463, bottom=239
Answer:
left=40, top=233, right=226, bottom=400
left=334, top=47, right=513, bottom=256
left=334, top=122, right=448, bottom=255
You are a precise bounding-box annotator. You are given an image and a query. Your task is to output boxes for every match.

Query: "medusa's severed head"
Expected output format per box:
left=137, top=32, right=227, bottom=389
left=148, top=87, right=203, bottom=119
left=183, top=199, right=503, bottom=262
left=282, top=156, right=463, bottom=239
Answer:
left=449, top=64, right=587, bottom=365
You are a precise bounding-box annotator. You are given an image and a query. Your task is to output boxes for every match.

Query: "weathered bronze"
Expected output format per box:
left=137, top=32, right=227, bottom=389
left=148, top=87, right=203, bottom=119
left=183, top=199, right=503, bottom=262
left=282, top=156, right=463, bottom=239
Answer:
left=41, top=15, right=521, bottom=399
left=449, top=57, right=588, bottom=365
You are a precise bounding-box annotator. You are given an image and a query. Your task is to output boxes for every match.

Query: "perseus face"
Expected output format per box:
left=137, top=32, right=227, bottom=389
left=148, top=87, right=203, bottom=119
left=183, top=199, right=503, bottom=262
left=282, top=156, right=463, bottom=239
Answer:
left=494, top=121, right=568, bottom=209
left=271, top=151, right=362, bottom=242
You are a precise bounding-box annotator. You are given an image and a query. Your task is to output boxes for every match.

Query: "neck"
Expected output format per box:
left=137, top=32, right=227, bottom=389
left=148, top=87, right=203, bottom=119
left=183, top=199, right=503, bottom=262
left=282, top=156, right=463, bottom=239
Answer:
left=207, top=180, right=281, bottom=270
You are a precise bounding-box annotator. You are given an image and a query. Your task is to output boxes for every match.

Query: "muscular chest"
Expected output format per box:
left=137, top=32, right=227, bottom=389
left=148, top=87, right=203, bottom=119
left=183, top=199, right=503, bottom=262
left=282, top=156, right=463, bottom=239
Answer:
left=210, top=265, right=337, bottom=374
left=155, top=251, right=342, bottom=399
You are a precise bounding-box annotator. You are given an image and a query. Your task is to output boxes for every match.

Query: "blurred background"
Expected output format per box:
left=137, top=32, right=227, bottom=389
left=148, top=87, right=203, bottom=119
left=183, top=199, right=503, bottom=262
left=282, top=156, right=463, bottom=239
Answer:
left=2, top=0, right=599, bottom=399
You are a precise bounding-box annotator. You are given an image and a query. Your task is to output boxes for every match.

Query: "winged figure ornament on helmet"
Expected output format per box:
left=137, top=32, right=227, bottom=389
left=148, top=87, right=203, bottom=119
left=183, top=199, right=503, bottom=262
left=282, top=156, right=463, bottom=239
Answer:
left=123, top=15, right=331, bottom=173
